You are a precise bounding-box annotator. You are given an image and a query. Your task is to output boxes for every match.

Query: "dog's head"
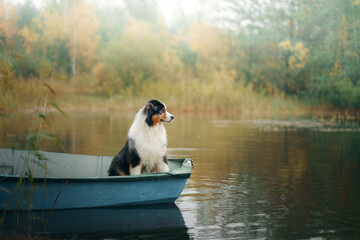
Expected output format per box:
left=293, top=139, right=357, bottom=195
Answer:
left=143, top=100, right=174, bottom=127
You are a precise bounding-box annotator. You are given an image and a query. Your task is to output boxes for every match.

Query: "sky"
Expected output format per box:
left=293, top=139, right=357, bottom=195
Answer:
left=13, top=0, right=203, bottom=25
left=156, top=0, right=202, bottom=24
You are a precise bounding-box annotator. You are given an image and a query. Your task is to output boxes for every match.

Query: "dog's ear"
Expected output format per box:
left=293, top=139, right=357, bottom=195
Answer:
left=147, top=102, right=156, bottom=110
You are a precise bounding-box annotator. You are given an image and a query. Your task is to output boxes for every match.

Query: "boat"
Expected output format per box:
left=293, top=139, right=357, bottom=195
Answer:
left=0, top=148, right=193, bottom=210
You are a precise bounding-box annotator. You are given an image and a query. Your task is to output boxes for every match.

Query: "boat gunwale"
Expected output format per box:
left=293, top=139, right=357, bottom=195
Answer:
left=0, top=172, right=191, bottom=183
left=0, top=157, right=192, bottom=183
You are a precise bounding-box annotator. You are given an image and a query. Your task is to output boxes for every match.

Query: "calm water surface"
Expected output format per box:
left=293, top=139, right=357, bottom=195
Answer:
left=1, top=111, right=360, bottom=239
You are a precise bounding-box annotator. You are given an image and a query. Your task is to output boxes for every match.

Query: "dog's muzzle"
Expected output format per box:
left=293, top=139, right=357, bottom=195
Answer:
left=166, top=112, right=174, bottom=122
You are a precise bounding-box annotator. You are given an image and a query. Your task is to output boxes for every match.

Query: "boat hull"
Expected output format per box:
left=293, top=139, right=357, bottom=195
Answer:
left=1, top=177, right=188, bottom=210
left=0, top=148, right=192, bottom=210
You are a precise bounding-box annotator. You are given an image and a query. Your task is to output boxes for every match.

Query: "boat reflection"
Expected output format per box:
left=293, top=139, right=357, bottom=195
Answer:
left=1, top=203, right=189, bottom=239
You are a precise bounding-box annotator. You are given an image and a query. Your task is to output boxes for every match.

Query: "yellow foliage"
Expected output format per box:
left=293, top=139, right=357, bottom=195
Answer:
left=340, top=17, right=349, bottom=45
left=121, top=17, right=157, bottom=52
left=19, top=2, right=64, bottom=54
left=157, top=21, right=184, bottom=79
left=117, top=17, right=163, bottom=82
left=40, top=60, right=52, bottom=79
left=42, top=5, right=65, bottom=44
left=0, top=2, right=18, bottom=47
left=278, top=40, right=292, bottom=51
left=330, top=61, right=342, bottom=77
left=66, top=0, right=100, bottom=70
left=92, top=62, right=121, bottom=96
left=20, top=26, right=42, bottom=53
left=278, top=40, right=309, bottom=70
left=105, top=17, right=183, bottom=85
left=188, top=22, right=230, bottom=63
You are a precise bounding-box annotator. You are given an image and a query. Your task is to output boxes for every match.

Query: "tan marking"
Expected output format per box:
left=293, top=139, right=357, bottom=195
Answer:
left=158, top=113, right=167, bottom=122
left=152, top=114, right=160, bottom=126
left=129, top=161, right=141, bottom=171
left=116, top=168, right=126, bottom=176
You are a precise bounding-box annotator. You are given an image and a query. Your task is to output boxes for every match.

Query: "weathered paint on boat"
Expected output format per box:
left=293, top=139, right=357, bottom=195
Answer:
left=0, top=148, right=193, bottom=210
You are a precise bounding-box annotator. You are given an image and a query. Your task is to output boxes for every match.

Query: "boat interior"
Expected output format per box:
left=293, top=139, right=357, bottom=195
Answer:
left=0, top=148, right=183, bottom=178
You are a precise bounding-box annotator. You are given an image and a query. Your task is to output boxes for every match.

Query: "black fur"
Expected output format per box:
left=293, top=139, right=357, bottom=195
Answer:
left=163, top=155, right=168, bottom=164
left=108, top=139, right=140, bottom=176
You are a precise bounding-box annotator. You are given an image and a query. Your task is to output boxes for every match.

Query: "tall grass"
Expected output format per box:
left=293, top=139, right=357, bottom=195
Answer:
left=0, top=82, right=67, bottom=235
left=1, top=75, right=303, bottom=114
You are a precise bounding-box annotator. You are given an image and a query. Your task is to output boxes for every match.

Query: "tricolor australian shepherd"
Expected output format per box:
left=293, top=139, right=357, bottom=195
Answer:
left=108, top=100, right=174, bottom=176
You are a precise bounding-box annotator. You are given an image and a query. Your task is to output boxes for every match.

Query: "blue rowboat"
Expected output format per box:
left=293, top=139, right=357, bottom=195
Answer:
left=0, top=148, right=193, bottom=210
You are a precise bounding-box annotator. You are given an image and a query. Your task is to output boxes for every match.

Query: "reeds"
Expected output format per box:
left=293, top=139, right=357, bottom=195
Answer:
left=0, top=82, right=67, bottom=234
left=0, top=76, right=303, bottom=114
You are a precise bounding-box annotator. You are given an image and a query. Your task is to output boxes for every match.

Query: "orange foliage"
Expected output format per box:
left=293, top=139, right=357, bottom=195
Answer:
left=0, top=2, right=18, bottom=47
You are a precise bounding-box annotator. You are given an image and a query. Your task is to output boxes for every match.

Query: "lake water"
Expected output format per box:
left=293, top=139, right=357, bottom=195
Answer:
left=1, top=110, right=360, bottom=239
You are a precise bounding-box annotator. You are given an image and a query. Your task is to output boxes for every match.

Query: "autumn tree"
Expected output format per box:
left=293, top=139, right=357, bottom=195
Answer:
left=1, top=0, right=359, bottom=109
left=0, top=1, right=18, bottom=48
left=278, top=40, right=309, bottom=94
left=94, top=15, right=183, bottom=97
left=64, top=0, right=100, bottom=79
left=187, top=22, right=233, bottom=87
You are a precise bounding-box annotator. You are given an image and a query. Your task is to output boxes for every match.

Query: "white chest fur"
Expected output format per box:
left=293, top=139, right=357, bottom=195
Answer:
left=128, top=109, right=167, bottom=171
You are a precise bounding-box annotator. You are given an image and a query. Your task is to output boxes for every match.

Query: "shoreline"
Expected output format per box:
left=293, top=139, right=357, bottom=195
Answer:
left=3, top=103, right=359, bottom=122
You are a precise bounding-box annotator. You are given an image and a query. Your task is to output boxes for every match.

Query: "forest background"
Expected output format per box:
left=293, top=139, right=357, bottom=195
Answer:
left=1, top=0, right=360, bottom=113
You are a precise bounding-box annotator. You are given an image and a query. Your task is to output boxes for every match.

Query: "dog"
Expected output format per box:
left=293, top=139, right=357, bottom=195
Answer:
left=108, top=100, right=174, bottom=176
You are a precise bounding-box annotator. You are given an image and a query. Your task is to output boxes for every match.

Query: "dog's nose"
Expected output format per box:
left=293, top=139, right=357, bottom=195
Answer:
left=171, top=115, right=174, bottom=120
